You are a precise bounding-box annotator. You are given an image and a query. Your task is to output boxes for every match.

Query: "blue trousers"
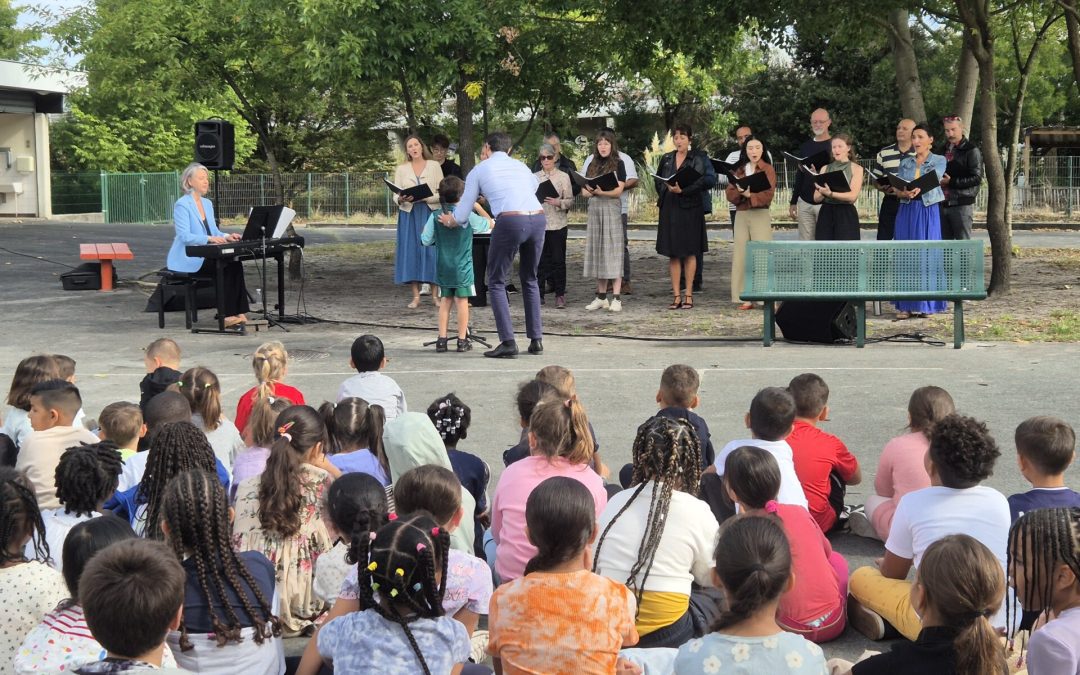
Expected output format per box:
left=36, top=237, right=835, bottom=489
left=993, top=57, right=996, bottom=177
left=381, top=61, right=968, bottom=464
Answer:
left=488, top=213, right=546, bottom=342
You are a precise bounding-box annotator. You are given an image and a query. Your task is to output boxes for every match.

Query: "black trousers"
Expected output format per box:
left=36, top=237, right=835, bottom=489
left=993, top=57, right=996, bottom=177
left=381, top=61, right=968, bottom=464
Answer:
left=877, top=196, right=899, bottom=240
left=197, top=258, right=251, bottom=317
left=537, top=228, right=567, bottom=296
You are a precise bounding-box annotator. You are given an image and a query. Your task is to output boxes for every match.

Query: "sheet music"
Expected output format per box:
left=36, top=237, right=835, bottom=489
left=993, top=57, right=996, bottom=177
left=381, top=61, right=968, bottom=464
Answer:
left=273, top=207, right=296, bottom=238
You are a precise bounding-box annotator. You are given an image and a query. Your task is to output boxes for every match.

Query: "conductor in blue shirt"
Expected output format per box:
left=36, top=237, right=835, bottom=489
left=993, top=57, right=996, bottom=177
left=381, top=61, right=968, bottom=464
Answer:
left=439, top=132, right=545, bottom=358
left=166, top=162, right=249, bottom=328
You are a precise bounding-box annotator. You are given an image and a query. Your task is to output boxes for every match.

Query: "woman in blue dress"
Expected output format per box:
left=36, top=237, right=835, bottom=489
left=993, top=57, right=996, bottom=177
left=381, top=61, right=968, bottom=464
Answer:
left=393, top=135, right=443, bottom=308
left=893, top=123, right=948, bottom=319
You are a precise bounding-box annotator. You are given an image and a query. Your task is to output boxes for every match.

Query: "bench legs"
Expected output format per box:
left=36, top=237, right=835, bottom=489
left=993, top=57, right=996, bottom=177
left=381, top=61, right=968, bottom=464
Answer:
left=99, top=259, right=114, bottom=291
left=762, top=301, right=775, bottom=347
left=856, top=303, right=866, bottom=348
left=953, top=301, right=964, bottom=349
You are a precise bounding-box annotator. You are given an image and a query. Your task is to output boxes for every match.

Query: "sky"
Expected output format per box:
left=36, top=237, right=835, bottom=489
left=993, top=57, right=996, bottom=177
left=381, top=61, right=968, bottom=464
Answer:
left=16, top=0, right=85, bottom=66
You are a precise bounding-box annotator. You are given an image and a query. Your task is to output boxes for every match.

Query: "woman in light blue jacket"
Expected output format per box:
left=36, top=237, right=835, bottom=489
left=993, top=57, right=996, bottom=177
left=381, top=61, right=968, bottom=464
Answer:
left=893, top=124, right=947, bottom=318
left=166, top=162, right=249, bottom=327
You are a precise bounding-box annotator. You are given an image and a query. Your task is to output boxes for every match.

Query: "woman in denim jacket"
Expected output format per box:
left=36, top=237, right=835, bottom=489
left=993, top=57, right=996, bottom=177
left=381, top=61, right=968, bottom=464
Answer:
left=893, top=123, right=947, bottom=318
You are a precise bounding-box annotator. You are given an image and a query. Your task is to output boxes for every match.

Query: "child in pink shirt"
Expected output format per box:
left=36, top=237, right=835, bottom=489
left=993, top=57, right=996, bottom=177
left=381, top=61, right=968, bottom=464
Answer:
left=724, top=445, right=847, bottom=643
left=491, top=397, right=607, bottom=583
left=857, top=386, right=955, bottom=541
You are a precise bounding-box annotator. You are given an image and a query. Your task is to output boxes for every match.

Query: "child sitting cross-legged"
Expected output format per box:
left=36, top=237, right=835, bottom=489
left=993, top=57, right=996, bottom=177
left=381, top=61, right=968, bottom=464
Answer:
left=488, top=476, right=640, bottom=674
left=673, top=515, right=827, bottom=674
left=725, top=446, right=848, bottom=643
left=1008, top=416, right=1080, bottom=522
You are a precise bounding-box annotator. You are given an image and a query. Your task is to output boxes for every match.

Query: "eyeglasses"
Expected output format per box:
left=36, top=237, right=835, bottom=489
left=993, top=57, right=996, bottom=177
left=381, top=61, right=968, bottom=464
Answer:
left=539, top=155, right=554, bottom=160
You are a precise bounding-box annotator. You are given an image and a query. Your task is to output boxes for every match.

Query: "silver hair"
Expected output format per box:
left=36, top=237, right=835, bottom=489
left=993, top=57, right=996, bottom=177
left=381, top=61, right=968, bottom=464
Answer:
left=180, top=163, right=209, bottom=194
left=539, top=143, right=557, bottom=157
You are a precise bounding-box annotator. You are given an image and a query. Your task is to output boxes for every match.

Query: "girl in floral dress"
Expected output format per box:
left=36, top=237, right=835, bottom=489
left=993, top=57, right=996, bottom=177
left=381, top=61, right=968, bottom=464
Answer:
left=233, top=405, right=339, bottom=636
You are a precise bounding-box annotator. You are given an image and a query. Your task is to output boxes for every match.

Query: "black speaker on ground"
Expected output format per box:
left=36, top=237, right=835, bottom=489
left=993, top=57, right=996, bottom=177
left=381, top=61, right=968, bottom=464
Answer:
left=194, top=120, right=234, bottom=170
left=776, top=301, right=858, bottom=343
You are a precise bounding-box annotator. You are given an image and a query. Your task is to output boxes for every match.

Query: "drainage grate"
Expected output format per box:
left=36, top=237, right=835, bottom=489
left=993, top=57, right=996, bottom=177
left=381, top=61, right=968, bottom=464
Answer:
left=244, top=349, right=331, bottom=363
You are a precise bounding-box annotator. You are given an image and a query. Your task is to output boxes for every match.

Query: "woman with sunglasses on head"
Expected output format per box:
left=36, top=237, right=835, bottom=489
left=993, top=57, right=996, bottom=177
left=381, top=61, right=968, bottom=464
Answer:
left=534, top=143, right=575, bottom=309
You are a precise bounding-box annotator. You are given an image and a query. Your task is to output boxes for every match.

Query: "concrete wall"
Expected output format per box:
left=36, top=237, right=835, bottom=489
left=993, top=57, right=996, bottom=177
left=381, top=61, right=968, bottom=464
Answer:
left=0, top=112, right=41, bottom=216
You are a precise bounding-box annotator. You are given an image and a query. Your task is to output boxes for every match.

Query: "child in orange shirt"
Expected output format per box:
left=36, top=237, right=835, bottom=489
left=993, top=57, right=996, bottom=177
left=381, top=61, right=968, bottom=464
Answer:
left=488, top=476, right=639, bottom=674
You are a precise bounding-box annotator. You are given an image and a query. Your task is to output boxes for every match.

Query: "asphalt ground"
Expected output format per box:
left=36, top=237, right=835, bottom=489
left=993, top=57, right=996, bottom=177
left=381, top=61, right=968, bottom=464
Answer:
left=3, top=220, right=1080, bottom=664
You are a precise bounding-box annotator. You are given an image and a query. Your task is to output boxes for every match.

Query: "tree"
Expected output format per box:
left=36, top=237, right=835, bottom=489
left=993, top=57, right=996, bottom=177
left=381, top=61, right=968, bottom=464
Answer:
left=886, top=8, right=930, bottom=121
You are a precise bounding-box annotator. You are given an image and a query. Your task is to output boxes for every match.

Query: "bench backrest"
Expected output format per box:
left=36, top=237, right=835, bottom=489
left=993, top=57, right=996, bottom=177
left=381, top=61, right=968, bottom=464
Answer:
left=743, top=240, right=987, bottom=299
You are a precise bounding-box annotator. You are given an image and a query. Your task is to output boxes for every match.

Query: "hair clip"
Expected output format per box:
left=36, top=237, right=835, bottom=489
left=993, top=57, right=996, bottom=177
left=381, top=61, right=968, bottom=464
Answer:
left=564, top=398, right=573, bottom=408
left=369, top=532, right=377, bottom=541
left=390, top=588, right=398, bottom=597
left=412, top=582, right=422, bottom=592
left=371, top=582, right=380, bottom=590
left=277, top=421, right=295, bottom=434
left=416, top=543, right=427, bottom=552
left=431, top=526, right=440, bottom=536
left=764, top=500, right=779, bottom=515
left=367, top=562, right=378, bottom=571
left=395, top=568, right=405, bottom=577
left=388, top=512, right=398, bottom=521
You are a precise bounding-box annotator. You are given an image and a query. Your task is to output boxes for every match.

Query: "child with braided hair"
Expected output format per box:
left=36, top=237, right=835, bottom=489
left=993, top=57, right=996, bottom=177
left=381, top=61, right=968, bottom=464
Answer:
left=0, top=466, right=68, bottom=665
left=235, top=341, right=306, bottom=437
left=160, top=469, right=284, bottom=673
left=1008, top=507, right=1080, bottom=674
left=316, top=511, right=472, bottom=675
left=673, top=516, right=826, bottom=674
left=488, top=476, right=639, bottom=674
left=232, top=405, right=337, bottom=636
left=592, top=415, right=720, bottom=649
left=427, top=393, right=490, bottom=557
left=177, top=366, right=245, bottom=472
left=319, top=396, right=390, bottom=485
left=32, top=441, right=123, bottom=572
left=724, top=445, right=848, bottom=643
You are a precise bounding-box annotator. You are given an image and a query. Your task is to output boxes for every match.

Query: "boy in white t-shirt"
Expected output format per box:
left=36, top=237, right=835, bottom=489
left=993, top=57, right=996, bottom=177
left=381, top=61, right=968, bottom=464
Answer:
left=848, top=414, right=1010, bottom=641
left=703, top=387, right=808, bottom=522
left=337, top=335, right=407, bottom=421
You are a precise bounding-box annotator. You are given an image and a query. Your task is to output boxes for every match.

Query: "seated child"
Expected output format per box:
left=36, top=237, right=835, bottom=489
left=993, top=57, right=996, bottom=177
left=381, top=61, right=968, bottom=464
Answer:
left=706, top=386, right=808, bottom=519
left=321, top=396, right=389, bottom=485
left=1009, top=416, right=1080, bottom=522
left=160, top=470, right=284, bottom=672
left=31, top=442, right=123, bottom=571
left=534, top=366, right=607, bottom=479
left=51, top=354, right=88, bottom=430
left=421, top=175, right=491, bottom=352
left=491, top=397, right=608, bottom=582
left=234, top=341, right=307, bottom=436
left=830, top=534, right=1007, bottom=675
left=76, top=538, right=186, bottom=672
left=1008, top=507, right=1080, bottom=675
left=177, top=366, right=245, bottom=471
left=786, top=373, right=861, bottom=533
left=848, top=414, right=1010, bottom=641
left=312, top=472, right=389, bottom=605
left=489, top=476, right=639, bottom=673
left=15, top=380, right=98, bottom=509
left=428, top=393, right=490, bottom=557
left=852, top=385, right=955, bottom=541
left=97, top=401, right=145, bottom=461
left=118, top=390, right=193, bottom=492
left=673, top=515, right=827, bottom=674
left=503, top=379, right=558, bottom=467
left=0, top=467, right=68, bottom=661
left=232, top=395, right=293, bottom=500
left=2, top=354, right=62, bottom=452
left=725, top=446, right=847, bottom=643
left=316, top=512, right=472, bottom=673
left=140, top=337, right=182, bottom=414
left=337, top=335, right=406, bottom=420
left=593, top=416, right=720, bottom=649
left=14, top=515, right=162, bottom=673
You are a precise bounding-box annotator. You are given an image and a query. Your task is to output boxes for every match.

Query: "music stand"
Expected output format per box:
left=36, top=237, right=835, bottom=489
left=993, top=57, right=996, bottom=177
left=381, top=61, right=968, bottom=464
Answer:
left=245, top=206, right=288, bottom=332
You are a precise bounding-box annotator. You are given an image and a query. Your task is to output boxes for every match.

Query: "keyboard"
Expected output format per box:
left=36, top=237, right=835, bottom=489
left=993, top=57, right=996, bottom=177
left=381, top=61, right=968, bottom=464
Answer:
left=186, top=236, right=305, bottom=260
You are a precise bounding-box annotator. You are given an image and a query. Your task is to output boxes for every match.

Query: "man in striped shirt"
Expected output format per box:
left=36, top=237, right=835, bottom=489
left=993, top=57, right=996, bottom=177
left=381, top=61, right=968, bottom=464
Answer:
left=873, top=119, right=915, bottom=240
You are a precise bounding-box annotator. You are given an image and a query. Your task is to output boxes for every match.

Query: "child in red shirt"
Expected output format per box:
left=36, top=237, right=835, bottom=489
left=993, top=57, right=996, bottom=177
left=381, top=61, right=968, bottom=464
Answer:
left=234, top=341, right=306, bottom=435
left=786, top=373, right=860, bottom=532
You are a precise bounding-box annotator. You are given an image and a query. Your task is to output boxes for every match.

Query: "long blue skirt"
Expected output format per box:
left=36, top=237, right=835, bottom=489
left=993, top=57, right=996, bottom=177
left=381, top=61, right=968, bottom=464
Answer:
left=393, top=204, right=437, bottom=285
left=893, top=200, right=947, bottom=314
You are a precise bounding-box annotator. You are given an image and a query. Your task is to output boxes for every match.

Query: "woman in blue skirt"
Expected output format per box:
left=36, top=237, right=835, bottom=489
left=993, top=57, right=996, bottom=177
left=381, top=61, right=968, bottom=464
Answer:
left=893, top=123, right=948, bottom=319
left=393, top=135, right=444, bottom=308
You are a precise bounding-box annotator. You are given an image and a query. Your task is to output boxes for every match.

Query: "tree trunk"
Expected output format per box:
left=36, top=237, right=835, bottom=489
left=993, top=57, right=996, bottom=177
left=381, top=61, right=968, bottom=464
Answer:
left=1062, top=0, right=1080, bottom=92
left=398, top=69, right=417, bottom=133
left=951, top=41, right=979, bottom=124
left=455, top=66, right=475, bottom=175
left=887, top=8, right=928, bottom=122
left=957, top=1, right=1010, bottom=294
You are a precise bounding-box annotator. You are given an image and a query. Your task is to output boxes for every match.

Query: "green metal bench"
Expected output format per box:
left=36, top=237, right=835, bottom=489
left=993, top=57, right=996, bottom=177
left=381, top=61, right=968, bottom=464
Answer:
left=741, top=240, right=987, bottom=348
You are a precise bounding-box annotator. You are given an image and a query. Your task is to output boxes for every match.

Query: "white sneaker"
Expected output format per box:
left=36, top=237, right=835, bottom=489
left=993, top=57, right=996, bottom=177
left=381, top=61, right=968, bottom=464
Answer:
left=419, top=283, right=431, bottom=296
left=469, top=629, right=490, bottom=664
left=609, top=298, right=622, bottom=312
left=585, top=297, right=609, bottom=311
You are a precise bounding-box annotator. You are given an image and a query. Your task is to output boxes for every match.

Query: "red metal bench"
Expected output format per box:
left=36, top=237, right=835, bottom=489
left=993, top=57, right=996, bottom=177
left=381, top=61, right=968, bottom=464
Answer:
left=79, top=243, right=134, bottom=291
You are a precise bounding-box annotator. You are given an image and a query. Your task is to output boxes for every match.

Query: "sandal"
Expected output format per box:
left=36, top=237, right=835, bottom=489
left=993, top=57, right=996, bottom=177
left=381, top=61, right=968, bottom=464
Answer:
left=681, top=294, right=694, bottom=309
left=737, top=302, right=754, bottom=311
left=408, top=297, right=420, bottom=309
left=668, top=294, right=683, bottom=310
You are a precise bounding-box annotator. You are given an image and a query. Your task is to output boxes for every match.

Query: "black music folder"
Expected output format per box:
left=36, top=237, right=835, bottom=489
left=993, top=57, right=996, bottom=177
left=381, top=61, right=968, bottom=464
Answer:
left=571, top=170, right=620, bottom=192
left=650, top=164, right=702, bottom=188
left=784, top=149, right=831, bottom=172
left=867, top=167, right=892, bottom=188
left=886, top=170, right=940, bottom=194
left=535, top=179, right=560, bottom=201
left=730, top=171, right=773, bottom=193
left=710, top=158, right=739, bottom=175
left=383, top=178, right=434, bottom=201
left=809, top=168, right=851, bottom=193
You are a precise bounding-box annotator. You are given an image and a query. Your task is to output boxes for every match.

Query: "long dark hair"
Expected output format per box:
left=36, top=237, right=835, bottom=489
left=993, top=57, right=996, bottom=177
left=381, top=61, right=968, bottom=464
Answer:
left=525, top=476, right=596, bottom=575
left=162, top=470, right=282, bottom=650
left=326, top=472, right=388, bottom=552
left=139, top=421, right=217, bottom=539
left=586, top=129, right=620, bottom=177
left=320, top=397, right=386, bottom=473
left=258, top=405, right=327, bottom=537
left=712, top=515, right=791, bottom=631
left=737, top=135, right=772, bottom=167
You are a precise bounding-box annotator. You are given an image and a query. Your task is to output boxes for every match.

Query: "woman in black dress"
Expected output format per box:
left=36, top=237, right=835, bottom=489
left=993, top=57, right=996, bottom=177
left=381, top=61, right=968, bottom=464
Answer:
left=655, top=123, right=713, bottom=309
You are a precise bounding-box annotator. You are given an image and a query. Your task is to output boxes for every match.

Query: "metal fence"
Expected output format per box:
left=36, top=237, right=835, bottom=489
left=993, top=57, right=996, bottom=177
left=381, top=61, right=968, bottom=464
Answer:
left=49, top=155, right=1080, bottom=224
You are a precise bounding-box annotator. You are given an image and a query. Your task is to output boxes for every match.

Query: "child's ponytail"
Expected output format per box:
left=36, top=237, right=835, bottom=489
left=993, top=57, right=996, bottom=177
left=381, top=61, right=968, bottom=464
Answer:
left=251, top=342, right=289, bottom=419
left=918, top=534, right=1006, bottom=675
left=528, top=397, right=594, bottom=465
left=258, top=405, right=325, bottom=537
left=321, top=397, right=388, bottom=477
left=711, top=516, right=791, bottom=631
left=178, top=367, right=223, bottom=432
